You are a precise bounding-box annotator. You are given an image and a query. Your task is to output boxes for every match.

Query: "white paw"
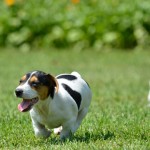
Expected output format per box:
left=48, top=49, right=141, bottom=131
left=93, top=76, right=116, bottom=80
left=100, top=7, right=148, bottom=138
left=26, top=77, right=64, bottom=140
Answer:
left=54, top=126, right=62, bottom=135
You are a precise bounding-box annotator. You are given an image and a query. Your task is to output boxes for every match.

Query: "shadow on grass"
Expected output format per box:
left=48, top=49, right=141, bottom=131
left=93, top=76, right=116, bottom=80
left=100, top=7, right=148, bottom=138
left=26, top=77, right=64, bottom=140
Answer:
left=73, top=130, right=115, bottom=143
left=48, top=130, right=115, bottom=144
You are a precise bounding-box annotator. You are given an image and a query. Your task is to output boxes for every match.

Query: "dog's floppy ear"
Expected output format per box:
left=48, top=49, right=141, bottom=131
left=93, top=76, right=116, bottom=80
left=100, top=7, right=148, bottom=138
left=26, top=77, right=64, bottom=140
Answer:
left=46, top=74, right=59, bottom=93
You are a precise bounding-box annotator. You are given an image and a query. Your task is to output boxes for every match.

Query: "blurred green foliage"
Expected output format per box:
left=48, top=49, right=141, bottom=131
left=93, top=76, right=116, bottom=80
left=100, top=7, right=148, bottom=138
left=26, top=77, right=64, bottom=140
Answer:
left=0, top=0, right=150, bottom=50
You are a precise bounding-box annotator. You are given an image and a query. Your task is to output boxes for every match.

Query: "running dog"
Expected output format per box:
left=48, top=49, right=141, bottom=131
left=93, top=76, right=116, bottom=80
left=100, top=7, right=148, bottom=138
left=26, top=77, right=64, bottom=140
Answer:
left=15, top=71, right=92, bottom=139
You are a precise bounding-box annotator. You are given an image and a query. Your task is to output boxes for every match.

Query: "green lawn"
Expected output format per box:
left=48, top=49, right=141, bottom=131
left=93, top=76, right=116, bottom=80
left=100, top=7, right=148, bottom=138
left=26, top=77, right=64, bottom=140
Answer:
left=0, top=49, right=150, bottom=149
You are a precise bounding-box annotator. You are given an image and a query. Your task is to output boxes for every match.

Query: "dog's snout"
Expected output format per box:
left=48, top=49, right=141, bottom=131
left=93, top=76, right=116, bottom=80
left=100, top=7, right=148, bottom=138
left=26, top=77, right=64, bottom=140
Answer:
left=15, top=89, right=23, bottom=97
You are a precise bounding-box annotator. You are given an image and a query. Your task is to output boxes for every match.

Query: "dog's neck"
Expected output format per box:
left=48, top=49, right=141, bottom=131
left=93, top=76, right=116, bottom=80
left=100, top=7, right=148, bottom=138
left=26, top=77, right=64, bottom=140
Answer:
left=32, top=96, right=52, bottom=116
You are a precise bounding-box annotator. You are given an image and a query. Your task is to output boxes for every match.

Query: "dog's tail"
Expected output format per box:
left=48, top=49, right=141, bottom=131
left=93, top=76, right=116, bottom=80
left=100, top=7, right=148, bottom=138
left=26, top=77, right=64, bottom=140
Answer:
left=71, top=71, right=81, bottom=78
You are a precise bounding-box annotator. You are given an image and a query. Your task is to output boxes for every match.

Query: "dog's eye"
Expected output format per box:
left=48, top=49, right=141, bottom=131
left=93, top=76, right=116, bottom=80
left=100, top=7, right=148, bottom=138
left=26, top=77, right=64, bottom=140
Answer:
left=19, top=80, right=23, bottom=84
left=31, top=82, right=40, bottom=87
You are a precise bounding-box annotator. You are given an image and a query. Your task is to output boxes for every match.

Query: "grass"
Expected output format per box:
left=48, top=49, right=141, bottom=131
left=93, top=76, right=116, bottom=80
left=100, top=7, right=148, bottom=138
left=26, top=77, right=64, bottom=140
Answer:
left=0, top=48, right=150, bottom=149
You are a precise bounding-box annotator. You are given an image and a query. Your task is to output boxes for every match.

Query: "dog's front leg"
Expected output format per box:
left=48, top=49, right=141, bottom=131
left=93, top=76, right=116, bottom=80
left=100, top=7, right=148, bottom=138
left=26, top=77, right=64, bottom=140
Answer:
left=31, top=118, right=51, bottom=138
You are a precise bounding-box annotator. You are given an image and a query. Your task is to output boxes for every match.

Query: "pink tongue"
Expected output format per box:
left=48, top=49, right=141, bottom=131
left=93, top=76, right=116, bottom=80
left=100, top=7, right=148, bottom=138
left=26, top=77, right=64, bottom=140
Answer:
left=18, top=100, right=31, bottom=112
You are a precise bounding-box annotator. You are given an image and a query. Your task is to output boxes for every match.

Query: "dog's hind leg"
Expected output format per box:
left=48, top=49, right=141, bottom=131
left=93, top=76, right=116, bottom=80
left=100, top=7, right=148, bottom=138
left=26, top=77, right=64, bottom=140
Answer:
left=60, top=108, right=89, bottom=140
left=60, top=117, right=77, bottom=139
left=72, top=108, right=89, bottom=133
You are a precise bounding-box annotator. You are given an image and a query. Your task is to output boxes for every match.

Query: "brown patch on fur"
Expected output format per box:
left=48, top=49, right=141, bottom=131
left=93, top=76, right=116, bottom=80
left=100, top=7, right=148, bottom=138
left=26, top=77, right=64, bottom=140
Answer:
left=30, top=76, right=38, bottom=83
left=36, top=85, right=49, bottom=100
left=29, top=74, right=59, bottom=100
left=21, top=75, right=27, bottom=81
left=29, top=76, right=49, bottom=100
left=49, top=75, right=59, bottom=93
left=20, top=75, right=28, bottom=85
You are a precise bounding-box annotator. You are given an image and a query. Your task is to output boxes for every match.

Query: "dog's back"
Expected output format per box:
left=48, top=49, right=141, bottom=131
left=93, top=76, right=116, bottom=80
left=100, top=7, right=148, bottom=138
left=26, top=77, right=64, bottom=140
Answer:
left=56, top=71, right=92, bottom=112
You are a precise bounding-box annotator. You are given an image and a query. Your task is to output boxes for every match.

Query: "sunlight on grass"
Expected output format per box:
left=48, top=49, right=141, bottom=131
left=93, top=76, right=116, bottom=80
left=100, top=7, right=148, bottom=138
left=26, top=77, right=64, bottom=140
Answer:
left=0, top=49, right=150, bottom=149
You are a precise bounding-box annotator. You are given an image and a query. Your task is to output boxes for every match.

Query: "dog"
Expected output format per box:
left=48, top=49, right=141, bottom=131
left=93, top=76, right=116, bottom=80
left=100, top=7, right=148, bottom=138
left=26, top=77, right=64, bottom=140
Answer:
left=15, top=71, right=92, bottom=139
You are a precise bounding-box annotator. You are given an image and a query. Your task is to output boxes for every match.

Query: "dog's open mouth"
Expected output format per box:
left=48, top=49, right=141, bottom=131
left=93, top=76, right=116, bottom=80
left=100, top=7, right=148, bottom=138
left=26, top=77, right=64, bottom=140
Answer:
left=18, top=97, right=38, bottom=112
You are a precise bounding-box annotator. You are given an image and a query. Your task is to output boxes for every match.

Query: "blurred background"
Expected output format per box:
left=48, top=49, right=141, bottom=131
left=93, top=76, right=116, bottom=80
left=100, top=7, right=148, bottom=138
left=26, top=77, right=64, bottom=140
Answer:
left=0, top=1, right=150, bottom=148
left=1, top=0, right=150, bottom=51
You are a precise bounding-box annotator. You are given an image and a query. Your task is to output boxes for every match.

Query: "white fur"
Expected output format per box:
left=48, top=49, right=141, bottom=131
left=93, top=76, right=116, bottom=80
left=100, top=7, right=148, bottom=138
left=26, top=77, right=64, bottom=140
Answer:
left=17, top=71, right=92, bottom=139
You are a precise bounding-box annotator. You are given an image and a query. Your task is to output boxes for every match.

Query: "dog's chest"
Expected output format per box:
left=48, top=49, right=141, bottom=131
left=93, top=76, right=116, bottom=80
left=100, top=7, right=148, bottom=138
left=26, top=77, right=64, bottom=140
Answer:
left=31, top=108, right=65, bottom=129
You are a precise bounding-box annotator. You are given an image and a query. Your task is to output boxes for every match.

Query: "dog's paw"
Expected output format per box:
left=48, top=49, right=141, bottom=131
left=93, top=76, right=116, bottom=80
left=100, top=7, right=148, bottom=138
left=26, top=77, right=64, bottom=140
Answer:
left=35, top=129, right=51, bottom=139
left=54, top=126, right=62, bottom=135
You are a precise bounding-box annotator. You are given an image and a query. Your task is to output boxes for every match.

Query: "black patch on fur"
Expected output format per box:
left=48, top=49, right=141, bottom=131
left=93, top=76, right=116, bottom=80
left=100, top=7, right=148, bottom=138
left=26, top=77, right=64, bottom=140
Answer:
left=33, top=71, right=49, bottom=86
left=62, top=83, right=81, bottom=109
left=26, top=73, right=31, bottom=80
left=49, top=87, right=55, bottom=99
left=57, top=75, right=77, bottom=80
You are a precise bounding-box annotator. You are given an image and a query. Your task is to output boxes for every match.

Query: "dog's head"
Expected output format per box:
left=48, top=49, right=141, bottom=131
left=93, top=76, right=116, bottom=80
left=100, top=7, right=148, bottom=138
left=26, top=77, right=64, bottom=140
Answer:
left=15, top=71, right=59, bottom=112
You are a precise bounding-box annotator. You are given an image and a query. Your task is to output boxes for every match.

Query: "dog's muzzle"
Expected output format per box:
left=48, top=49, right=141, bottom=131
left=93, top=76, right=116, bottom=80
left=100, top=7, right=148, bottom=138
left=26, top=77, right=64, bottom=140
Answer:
left=18, top=98, right=39, bottom=112
left=15, top=89, right=39, bottom=112
left=15, top=89, right=23, bottom=98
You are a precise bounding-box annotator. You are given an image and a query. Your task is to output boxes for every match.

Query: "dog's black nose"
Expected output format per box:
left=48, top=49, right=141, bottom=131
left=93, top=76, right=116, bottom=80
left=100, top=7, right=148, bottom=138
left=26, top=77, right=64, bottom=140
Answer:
left=15, top=89, right=23, bottom=97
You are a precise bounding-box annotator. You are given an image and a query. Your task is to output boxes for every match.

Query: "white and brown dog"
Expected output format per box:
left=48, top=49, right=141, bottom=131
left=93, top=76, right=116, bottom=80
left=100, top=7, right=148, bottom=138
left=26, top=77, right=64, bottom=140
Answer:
left=15, top=71, right=92, bottom=139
